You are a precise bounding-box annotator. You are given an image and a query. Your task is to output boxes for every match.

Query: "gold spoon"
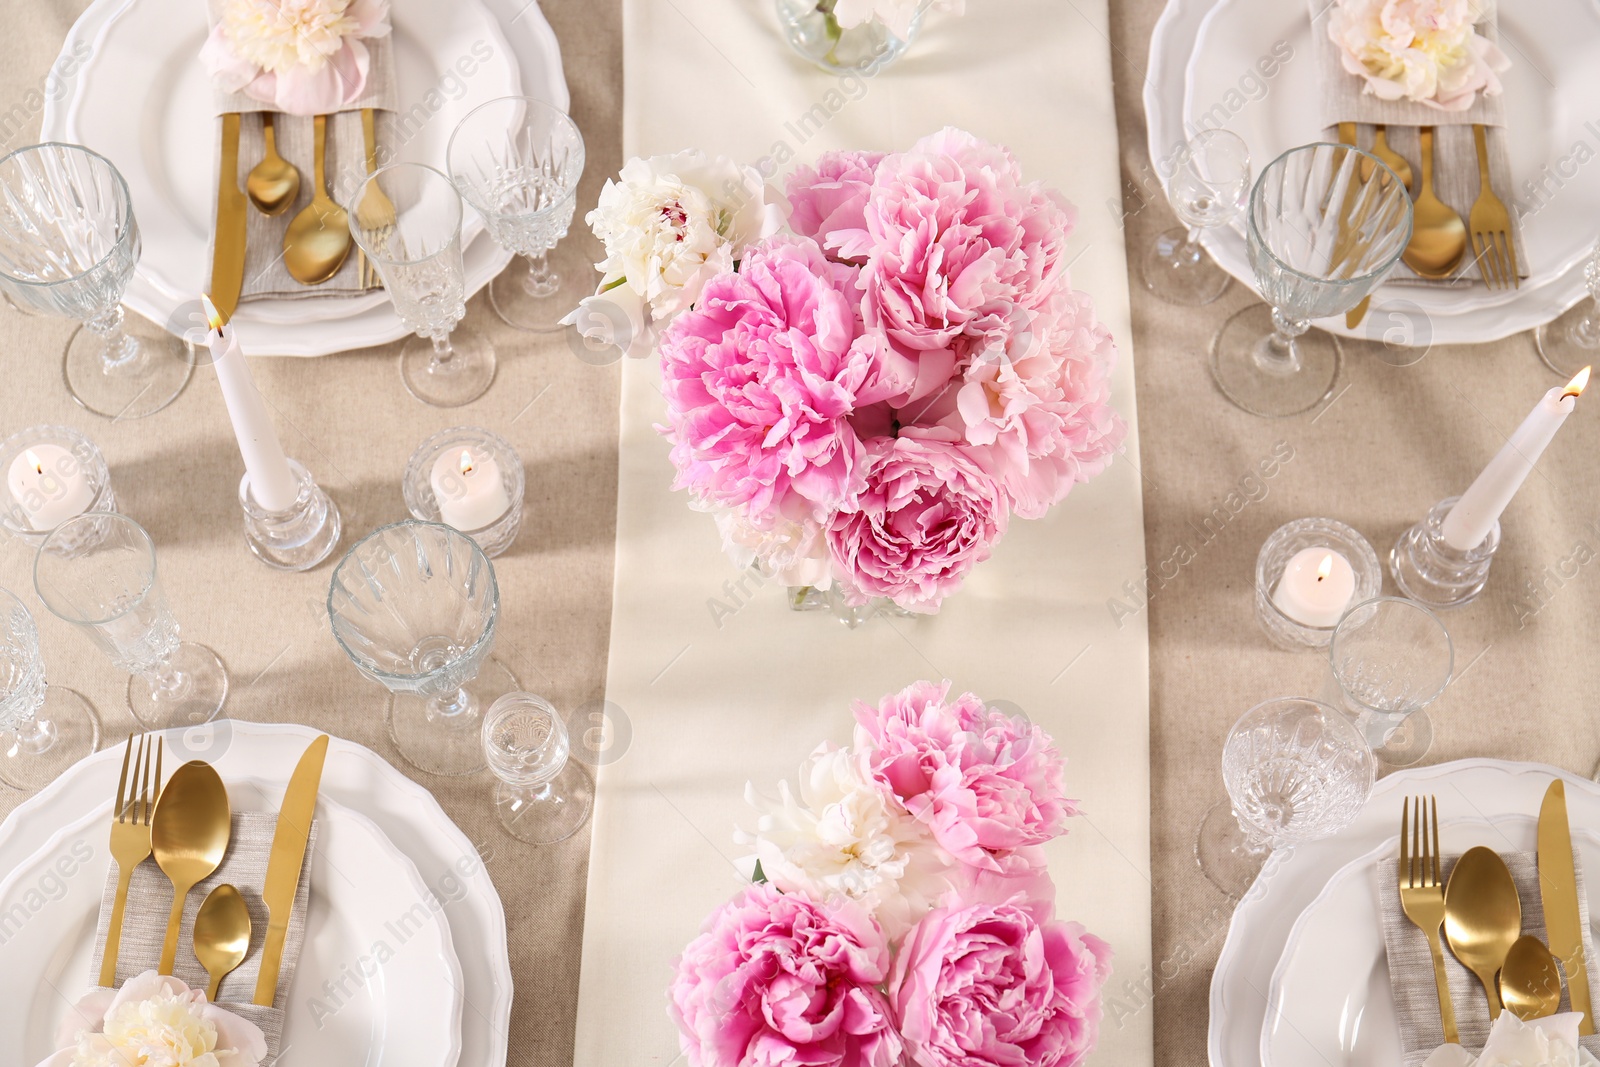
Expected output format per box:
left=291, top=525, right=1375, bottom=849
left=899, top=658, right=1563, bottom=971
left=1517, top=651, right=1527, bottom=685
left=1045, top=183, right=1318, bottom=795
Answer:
left=1444, top=846, right=1522, bottom=1019
left=194, top=884, right=251, bottom=1001
left=1501, top=934, right=1563, bottom=1021
left=246, top=113, right=300, bottom=217
left=283, top=114, right=351, bottom=285
left=1372, top=126, right=1414, bottom=193
left=151, top=760, right=232, bottom=975
left=1402, top=126, right=1467, bottom=279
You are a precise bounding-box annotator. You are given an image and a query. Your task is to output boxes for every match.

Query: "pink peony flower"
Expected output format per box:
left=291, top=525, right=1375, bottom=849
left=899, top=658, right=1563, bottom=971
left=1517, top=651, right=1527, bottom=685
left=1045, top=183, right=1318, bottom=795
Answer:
left=658, top=236, right=913, bottom=529
left=200, top=0, right=390, bottom=116
left=786, top=151, right=886, bottom=258
left=852, top=680, right=1076, bottom=870
left=889, top=895, right=1112, bottom=1067
left=669, top=883, right=903, bottom=1067
left=1328, top=0, right=1509, bottom=111
left=827, top=438, right=1007, bottom=611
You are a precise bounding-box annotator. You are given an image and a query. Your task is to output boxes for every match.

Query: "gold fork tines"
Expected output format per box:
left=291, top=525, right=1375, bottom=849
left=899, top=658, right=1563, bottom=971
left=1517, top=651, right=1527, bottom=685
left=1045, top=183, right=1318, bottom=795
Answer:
left=1399, top=795, right=1459, bottom=1044
left=100, top=733, right=162, bottom=987
left=1469, top=124, right=1519, bottom=290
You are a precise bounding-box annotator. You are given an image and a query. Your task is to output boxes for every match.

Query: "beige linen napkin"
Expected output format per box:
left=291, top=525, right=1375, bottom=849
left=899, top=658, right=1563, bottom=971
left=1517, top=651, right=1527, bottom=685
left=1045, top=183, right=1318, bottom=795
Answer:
left=1310, top=0, right=1526, bottom=284
left=88, top=812, right=317, bottom=1060
left=1378, top=852, right=1600, bottom=1067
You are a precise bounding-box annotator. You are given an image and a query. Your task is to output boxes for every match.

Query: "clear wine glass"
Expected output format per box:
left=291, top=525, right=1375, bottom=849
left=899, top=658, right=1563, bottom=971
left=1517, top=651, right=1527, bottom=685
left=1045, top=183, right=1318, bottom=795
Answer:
left=1536, top=241, right=1600, bottom=378
left=348, top=163, right=496, bottom=408
left=328, top=520, right=519, bottom=777
left=1327, top=596, right=1453, bottom=769
left=483, top=691, right=594, bottom=844
left=0, top=586, right=100, bottom=791
left=33, top=513, right=228, bottom=729
left=1141, top=129, right=1250, bottom=306
left=1211, top=142, right=1412, bottom=417
left=447, top=96, right=586, bottom=333
left=1196, top=696, right=1375, bottom=899
left=0, top=143, right=192, bottom=420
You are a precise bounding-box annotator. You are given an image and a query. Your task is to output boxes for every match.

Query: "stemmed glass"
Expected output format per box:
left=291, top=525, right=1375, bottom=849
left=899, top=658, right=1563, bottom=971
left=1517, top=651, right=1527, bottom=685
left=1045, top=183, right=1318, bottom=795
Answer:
left=0, top=144, right=192, bottom=420
left=0, top=587, right=99, bottom=791
left=1196, top=696, right=1375, bottom=899
left=1141, top=129, right=1251, bottom=306
left=1327, top=596, right=1453, bottom=769
left=328, top=520, right=520, bottom=777
left=1212, top=143, right=1412, bottom=417
left=33, top=513, right=229, bottom=729
left=1536, top=241, right=1600, bottom=377
left=349, top=163, right=496, bottom=408
left=482, top=691, right=594, bottom=843
left=447, top=96, right=586, bottom=333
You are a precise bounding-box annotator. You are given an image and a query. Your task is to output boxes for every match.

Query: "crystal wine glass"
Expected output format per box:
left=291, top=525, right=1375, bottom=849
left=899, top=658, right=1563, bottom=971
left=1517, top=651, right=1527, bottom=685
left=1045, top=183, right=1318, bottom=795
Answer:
left=483, top=691, right=594, bottom=843
left=1327, top=596, right=1453, bottom=769
left=33, top=513, right=228, bottom=729
left=348, top=163, right=496, bottom=408
left=1196, top=696, right=1375, bottom=899
left=447, top=96, right=586, bottom=333
left=1141, top=129, right=1250, bottom=306
left=1211, top=143, right=1413, bottom=417
left=0, top=144, right=192, bottom=420
left=0, top=586, right=100, bottom=791
left=328, top=520, right=519, bottom=777
left=1536, top=240, right=1600, bottom=378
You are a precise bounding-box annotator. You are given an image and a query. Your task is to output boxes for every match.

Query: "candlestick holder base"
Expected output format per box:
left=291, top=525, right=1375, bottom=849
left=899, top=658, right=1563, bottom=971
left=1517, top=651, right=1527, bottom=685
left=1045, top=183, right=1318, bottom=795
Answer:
left=1255, top=517, right=1382, bottom=650
left=240, top=458, right=342, bottom=571
left=1389, top=495, right=1499, bottom=610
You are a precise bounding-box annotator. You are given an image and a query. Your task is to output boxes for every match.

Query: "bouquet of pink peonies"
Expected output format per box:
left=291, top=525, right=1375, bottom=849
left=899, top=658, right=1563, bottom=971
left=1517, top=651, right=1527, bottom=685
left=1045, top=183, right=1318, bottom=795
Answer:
left=655, top=128, right=1125, bottom=613
left=669, top=681, right=1112, bottom=1067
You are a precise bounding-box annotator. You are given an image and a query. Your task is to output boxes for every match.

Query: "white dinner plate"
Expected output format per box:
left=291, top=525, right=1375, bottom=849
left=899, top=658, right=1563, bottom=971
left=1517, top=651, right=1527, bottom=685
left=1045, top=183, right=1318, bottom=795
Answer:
left=0, top=784, right=461, bottom=1067
left=0, top=722, right=512, bottom=1067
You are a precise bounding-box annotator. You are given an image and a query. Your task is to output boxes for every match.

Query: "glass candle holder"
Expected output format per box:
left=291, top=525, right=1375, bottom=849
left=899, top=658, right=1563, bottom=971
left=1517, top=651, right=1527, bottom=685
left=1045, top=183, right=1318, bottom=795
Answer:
left=1255, top=518, right=1382, bottom=650
left=0, top=425, right=117, bottom=544
left=239, top=458, right=342, bottom=572
left=1390, top=495, right=1499, bottom=610
left=403, top=427, right=525, bottom=558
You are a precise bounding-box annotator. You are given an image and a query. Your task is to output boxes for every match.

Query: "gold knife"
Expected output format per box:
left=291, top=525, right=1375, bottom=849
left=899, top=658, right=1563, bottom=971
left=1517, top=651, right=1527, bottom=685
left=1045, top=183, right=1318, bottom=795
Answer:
left=1333, top=122, right=1374, bottom=330
left=209, top=112, right=248, bottom=325
left=254, top=734, right=329, bottom=1007
left=359, top=108, right=377, bottom=289
left=1539, top=779, right=1594, bottom=1034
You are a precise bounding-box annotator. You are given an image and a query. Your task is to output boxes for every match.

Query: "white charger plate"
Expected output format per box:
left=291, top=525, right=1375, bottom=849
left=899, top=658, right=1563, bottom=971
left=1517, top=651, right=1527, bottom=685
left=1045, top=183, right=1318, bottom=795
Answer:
left=0, top=723, right=512, bottom=1067
left=1263, top=815, right=1600, bottom=1067
left=0, top=783, right=461, bottom=1067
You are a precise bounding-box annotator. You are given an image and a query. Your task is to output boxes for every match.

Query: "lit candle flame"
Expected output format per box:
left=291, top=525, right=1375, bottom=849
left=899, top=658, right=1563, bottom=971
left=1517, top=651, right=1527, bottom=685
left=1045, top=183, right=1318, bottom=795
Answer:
left=200, top=293, right=226, bottom=334
left=1563, top=366, right=1591, bottom=400
left=1316, top=554, right=1334, bottom=583
left=458, top=450, right=474, bottom=477
left=23, top=449, right=41, bottom=476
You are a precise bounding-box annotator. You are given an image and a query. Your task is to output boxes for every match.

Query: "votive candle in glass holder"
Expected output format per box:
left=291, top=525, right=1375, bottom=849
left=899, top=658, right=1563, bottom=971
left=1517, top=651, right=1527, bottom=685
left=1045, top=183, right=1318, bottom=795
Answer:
left=1255, top=518, right=1382, bottom=650
left=403, top=427, right=525, bottom=558
left=0, top=425, right=116, bottom=544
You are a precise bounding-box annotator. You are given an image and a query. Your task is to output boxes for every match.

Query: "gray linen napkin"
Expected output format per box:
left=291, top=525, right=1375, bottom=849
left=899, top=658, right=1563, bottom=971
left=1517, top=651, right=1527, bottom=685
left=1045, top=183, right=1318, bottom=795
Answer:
left=1309, top=0, right=1526, bottom=284
left=1379, top=852, right=1600, bottom=1067
left=87, top=811, right=317, bottom=1061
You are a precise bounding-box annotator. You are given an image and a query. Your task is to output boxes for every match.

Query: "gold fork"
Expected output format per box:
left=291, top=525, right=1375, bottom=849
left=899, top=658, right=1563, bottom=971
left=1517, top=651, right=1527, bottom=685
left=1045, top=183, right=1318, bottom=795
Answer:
left=1469, top=124, right=1518, bottom=290
left=1399, top=795, right=1459, bottom=1043
left=355, top=110, right=395, bottom=290
left=100, top=733, right=162, bottom=987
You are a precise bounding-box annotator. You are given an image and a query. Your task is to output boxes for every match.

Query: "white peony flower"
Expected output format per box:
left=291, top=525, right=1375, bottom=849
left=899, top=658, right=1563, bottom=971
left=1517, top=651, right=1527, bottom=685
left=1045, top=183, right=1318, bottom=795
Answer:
left=1423, top=1011, right=1600, bottom=1067
left=737, top=743, right=951, bottom=937
left=825, top=0, right=965, bottom=41
left=1328, top=0, right=1509, bottom=111
left=37, top=971, right=266, bottom=1067
left=713, top=509, right=834, bottom=590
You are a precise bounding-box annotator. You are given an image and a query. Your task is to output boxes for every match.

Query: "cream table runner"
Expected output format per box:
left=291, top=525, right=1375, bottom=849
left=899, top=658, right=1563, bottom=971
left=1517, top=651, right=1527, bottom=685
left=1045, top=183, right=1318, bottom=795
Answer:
left=574, top=2, right=1153, bottom=1065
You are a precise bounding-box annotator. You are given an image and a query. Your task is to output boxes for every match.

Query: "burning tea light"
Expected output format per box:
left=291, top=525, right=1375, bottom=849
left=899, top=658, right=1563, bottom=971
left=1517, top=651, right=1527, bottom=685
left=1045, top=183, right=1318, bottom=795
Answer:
left=1273, top=548, right=1356, bottom=628
left=6, top=444, right=93, bottom=530
left=431, top=447, right=511, bottom=532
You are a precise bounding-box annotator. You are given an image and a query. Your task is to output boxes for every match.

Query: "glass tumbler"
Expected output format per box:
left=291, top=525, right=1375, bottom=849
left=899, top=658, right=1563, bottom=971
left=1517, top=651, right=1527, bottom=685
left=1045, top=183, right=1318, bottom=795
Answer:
left=1328, top=596, right=1453, bottom=768
left=33, top=513, right=228, bottom=729
left=1141, top=129, right=1250, bottom=306
left=0, top=586, right=100, bottom=791
left=483, top=691, right=594, bottom=844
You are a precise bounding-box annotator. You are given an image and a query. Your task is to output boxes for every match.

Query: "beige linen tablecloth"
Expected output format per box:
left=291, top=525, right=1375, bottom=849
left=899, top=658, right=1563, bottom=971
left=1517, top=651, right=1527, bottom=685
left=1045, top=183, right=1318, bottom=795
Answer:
left=0, top=2, right=619, bottom=1065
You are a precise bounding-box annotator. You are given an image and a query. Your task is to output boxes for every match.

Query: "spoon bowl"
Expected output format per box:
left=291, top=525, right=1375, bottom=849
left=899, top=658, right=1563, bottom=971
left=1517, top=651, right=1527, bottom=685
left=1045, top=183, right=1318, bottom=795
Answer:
left=1444, top=845, right=1522, bottom=1019
left=1402, top=127, right=1467, bottom=279
left=284, top=114, right=351, bottom=285
left=151, top=760, right=231, bottom=974
left=1372, top=126, right=1415, bottom=193
left=1501, top=934, right=1563, bottom=1021
left=246, top=113, right=300, bottom=217
left=194, top=884, right=252, bottom=1001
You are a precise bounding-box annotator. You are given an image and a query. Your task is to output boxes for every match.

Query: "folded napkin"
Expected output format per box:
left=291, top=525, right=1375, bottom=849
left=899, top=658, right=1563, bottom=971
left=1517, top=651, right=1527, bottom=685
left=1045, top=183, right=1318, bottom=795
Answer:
left=1379, top=851, right=1600, bottom=1067
left=88, top=811, right=318, bottom=1059
left=1310, top=0, right=1527, bottom=285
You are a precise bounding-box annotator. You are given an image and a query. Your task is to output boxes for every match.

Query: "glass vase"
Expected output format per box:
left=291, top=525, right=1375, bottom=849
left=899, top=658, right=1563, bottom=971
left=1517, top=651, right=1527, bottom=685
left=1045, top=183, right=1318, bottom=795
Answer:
left=775, top=0, right=925, bottom=74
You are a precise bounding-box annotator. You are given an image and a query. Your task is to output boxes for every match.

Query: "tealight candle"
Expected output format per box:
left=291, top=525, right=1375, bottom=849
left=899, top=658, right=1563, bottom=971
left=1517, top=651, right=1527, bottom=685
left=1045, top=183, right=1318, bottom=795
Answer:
left=1272, top=548, right=1356, bottom=628
left=6, top=444, right=93, bottom=530
left=431, top=448, right=511, bottom=532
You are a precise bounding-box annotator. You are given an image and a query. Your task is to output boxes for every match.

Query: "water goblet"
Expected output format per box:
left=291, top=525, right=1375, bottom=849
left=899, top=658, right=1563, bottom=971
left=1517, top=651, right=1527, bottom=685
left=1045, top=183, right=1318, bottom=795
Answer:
left=34, top=513, right=229, bottom=729
left=1211, top=142, right=1413, bottom=417
left=447, top=96, right=586, bottom=333
left=482, top=691, right=594, bottom=844
left=1536, top=240, right=1600, bottom=378
left=1196, top=696, right=1375, bottom=899
left=1141, top=129, right=1250, bottom=306
left=0, top=586, right=100, bottom=791
left=348, top=163, right=496, bottom=408
left=0, top=143, right=192, bottom=419
left=1327, top=596, right=1453, bottom=769
left=328, top=520, right=520, bottom=777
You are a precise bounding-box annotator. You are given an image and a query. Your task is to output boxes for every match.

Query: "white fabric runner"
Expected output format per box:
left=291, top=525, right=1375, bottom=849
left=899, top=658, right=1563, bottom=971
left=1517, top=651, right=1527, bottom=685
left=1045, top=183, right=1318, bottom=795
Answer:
left=575, top=3, right=1153, bottom=1064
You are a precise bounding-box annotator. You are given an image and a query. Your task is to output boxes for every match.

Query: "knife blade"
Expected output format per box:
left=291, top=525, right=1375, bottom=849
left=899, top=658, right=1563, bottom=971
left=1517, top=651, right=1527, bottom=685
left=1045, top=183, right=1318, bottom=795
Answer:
left=1539, top=779, right=1594, bottom=1034
left=254, top=734, right=329, bottom=1007
left=209, top=111, right=248, bottom=325
left=1336, top=121, right=1374, bottom=331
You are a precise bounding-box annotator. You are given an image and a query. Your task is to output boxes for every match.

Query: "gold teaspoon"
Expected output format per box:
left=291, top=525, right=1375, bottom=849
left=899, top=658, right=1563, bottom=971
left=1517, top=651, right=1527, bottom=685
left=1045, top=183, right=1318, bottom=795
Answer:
left=194, top=884, right=252, bottom=1001
left=1402, top=126, right=1467, bottom=279
left=1501, top=934, right=1564, bottom=1021
left=246, top=113, right=300, bottom=217
left=1372, top=126, right=1414, bottom=193
left=283, top=114, right=352, bottom=285
left=151, top=761, right=232, bottom=975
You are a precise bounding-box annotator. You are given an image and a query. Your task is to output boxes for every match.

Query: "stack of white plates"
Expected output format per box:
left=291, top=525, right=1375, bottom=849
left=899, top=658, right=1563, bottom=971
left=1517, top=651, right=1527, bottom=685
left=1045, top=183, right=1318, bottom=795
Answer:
left=1145, top=0, right=1600, bottom=346
left=1211, top=759, right=1600, bottom=1067
left=0, top=722, right=510, bottom=1067
left=40, top=0, right=570, bottom=356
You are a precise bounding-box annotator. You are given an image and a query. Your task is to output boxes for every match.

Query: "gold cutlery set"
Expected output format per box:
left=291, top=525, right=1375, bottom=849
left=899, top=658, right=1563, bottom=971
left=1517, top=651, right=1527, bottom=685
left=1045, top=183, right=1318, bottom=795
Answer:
left=99, top=731, right=329, bottom=1005
left=1399, top=782, right=1594, bottom=1038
